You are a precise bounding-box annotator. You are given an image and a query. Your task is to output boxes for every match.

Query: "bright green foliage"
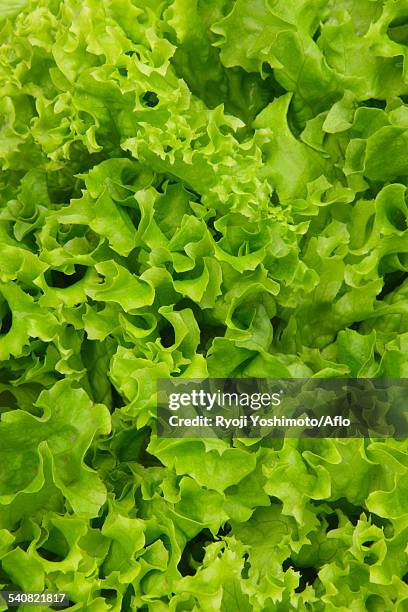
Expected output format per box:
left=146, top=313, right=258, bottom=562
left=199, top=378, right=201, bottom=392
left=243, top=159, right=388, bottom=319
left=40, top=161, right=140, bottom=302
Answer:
left=0, top=0, right=408, bottom=610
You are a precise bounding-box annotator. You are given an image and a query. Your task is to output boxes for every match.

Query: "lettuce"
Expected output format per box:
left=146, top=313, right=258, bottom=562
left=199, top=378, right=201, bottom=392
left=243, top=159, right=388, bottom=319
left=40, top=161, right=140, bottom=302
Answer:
left=0, top=0, right=407, bottom=610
